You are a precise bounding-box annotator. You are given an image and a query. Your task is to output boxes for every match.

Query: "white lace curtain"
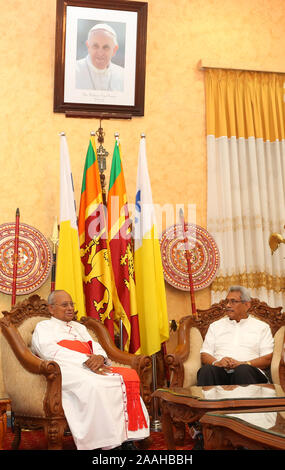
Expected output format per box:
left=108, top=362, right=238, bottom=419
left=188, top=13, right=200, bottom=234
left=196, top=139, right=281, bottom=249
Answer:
left=206, top=69, right=285, bottom=307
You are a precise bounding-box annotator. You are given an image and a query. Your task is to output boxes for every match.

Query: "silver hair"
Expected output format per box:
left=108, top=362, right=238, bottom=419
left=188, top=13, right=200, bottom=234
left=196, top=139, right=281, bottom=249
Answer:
left=47, top=290, right=66, bottom=305
left=228, top=285, right=251, bottom=302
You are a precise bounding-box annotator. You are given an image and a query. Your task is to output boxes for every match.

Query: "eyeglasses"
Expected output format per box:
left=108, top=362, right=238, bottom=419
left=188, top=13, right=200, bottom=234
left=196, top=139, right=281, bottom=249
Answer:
left=52, top=302, right=75, bottom=309
left=225, top=299, right=245, bottom=305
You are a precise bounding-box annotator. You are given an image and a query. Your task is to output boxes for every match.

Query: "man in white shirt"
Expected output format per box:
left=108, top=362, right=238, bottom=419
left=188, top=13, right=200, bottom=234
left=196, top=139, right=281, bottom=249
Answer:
left=197, top=286, right=274, bottom=386
left=76, top=23, right=124, bottom=91
left=31, top=290, right=149, bottom=450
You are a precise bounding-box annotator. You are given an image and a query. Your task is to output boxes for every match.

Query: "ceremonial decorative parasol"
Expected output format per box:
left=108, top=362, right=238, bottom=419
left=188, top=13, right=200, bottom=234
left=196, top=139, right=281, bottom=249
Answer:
left=160, top=223, right=220, bottom=291
left=0, top=221, right=52, bottom=297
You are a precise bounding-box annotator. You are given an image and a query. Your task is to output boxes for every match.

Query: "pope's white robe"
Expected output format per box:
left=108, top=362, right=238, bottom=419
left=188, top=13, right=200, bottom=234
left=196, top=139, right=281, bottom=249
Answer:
left=31, top=317, right=149, bottom=450
left=76, top=55, right=124, bottom=91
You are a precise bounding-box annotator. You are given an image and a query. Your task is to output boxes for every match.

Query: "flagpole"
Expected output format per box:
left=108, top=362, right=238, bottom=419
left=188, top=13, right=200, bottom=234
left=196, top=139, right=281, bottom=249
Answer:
left=150, top=353, right=162, bottom=432
left=179, top=208, right=197, bottom=317
left=11, top=208, right=20, bottom=307
left=50, top=217, right=59, bottom=292
left=114, top=132, right=125, bottom=351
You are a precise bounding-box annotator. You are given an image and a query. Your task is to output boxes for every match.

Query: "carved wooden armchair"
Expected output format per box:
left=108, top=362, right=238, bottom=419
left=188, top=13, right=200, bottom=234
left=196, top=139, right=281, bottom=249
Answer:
left=166, top=298, right=285, bottom=390
left=0, top=295, right=152, bottom=450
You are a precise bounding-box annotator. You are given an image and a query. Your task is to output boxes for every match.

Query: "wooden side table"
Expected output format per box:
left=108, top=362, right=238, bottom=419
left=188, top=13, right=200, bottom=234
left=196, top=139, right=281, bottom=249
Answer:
left=0, top=398, right=11, bottom=450
left=153, top=383, right=285, bottom=449
left=200, top=408, right=285, bottom=450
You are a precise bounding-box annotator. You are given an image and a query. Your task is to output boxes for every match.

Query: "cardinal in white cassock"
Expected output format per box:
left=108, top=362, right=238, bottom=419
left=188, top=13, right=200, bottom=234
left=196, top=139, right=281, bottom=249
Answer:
left=31, top=290, right=149, bottom=450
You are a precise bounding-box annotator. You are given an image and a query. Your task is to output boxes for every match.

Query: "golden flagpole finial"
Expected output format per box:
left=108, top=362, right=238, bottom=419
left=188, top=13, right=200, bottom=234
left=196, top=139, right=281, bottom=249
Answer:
left=269, top=232, right=285, bottom=255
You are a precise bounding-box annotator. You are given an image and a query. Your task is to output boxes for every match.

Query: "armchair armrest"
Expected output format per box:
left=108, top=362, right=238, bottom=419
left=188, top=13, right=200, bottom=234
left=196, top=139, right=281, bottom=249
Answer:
left=278, top=328, right=285, bottom=391
left=165, top=352, right=185, bottom=388
left=279, top=357, right=285, bottom=392
left=165, top=316, right=193, bottom=387
left=81, top=316, right=145, bottom=367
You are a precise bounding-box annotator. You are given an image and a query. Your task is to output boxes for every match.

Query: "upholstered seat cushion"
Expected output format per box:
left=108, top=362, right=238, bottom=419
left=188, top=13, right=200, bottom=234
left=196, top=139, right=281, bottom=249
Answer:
left=182, top=327, right=203, bottom=388
left=1, top=316, right=48, bottom=417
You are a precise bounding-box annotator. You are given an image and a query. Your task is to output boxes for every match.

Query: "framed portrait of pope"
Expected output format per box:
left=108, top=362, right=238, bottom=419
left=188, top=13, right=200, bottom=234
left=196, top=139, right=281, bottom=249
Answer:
left=54, top=0, right=148, bottom=117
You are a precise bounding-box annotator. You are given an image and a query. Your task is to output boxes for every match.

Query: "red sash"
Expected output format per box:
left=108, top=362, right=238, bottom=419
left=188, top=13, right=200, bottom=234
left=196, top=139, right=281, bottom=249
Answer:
left=111, top=367, right=148, bottom=431
left=57, top=339, right=93, bottom=355
left=57, top=340, right=147, bottom=431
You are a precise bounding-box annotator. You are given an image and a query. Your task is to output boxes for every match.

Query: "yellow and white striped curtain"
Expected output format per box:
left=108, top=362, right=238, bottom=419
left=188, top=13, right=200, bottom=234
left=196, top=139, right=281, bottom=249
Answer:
left=206, top=68, right=285, bottom=306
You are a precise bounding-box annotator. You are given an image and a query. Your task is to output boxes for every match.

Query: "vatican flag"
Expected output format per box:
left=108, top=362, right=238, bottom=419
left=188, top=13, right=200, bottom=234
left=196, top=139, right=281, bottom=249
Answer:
left=55, top=133, right=86, bottom=320
left=134, top=134, right=169, bottom=356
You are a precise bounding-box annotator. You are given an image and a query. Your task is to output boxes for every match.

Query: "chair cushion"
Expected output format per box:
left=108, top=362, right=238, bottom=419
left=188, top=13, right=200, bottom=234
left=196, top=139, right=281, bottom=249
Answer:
left=271, top=326, right=285, bottom=384
left=18, top=316, right=48, bottom=348
left=182, top=327, right=203, bottom=388
left=86, top=327, right=99, bottom=343
left=1, top=332, right=47, bottom=417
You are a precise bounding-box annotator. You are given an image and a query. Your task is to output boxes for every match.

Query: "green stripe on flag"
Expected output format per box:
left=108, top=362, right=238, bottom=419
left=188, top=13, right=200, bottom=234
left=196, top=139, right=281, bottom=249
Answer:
left=109, top=142, right=122, bottom=190
left=81, top=141, right=96, bottom=194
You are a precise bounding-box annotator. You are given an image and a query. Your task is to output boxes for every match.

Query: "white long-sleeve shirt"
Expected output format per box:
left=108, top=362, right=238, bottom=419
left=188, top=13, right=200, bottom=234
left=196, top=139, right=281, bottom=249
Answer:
left=200, top=315, right=274, bottom=362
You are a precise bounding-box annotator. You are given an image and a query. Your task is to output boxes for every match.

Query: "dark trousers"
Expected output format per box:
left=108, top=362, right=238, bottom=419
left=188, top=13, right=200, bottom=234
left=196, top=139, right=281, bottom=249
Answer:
left=197, top=364, right=269, bottom=386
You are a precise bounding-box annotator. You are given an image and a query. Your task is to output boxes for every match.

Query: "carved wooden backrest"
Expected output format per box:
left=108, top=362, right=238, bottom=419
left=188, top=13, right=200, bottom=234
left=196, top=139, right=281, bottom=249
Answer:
left=1, top=294, right=50, bottom=326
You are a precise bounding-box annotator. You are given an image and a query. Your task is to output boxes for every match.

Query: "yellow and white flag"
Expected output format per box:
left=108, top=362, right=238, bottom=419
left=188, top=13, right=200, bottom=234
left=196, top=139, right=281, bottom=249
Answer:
left=134, top=135, right=169, bottom=356
left=55, top=133, right=85, bottom=320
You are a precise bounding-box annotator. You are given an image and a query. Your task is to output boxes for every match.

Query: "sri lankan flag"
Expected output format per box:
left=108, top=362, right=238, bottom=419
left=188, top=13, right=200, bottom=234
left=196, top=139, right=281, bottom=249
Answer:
left=107, top=139, right=141, bottom=353
left=78, top=136, right=115, bottom=340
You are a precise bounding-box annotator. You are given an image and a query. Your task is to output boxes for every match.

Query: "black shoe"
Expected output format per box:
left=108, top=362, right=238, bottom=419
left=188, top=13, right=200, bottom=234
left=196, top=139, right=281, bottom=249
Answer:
left=193, top=432, right=204, bottom=450
left=121, top=441, right=137, bottom=450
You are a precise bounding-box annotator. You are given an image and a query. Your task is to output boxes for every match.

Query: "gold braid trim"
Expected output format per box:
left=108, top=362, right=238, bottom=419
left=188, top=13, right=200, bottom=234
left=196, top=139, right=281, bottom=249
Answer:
left=211, top=272, right=285, bottom=293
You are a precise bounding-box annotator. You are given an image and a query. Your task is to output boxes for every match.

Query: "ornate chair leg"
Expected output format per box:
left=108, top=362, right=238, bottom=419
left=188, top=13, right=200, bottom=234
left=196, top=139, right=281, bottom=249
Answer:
left=45, top=419, right=66, bottom=450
